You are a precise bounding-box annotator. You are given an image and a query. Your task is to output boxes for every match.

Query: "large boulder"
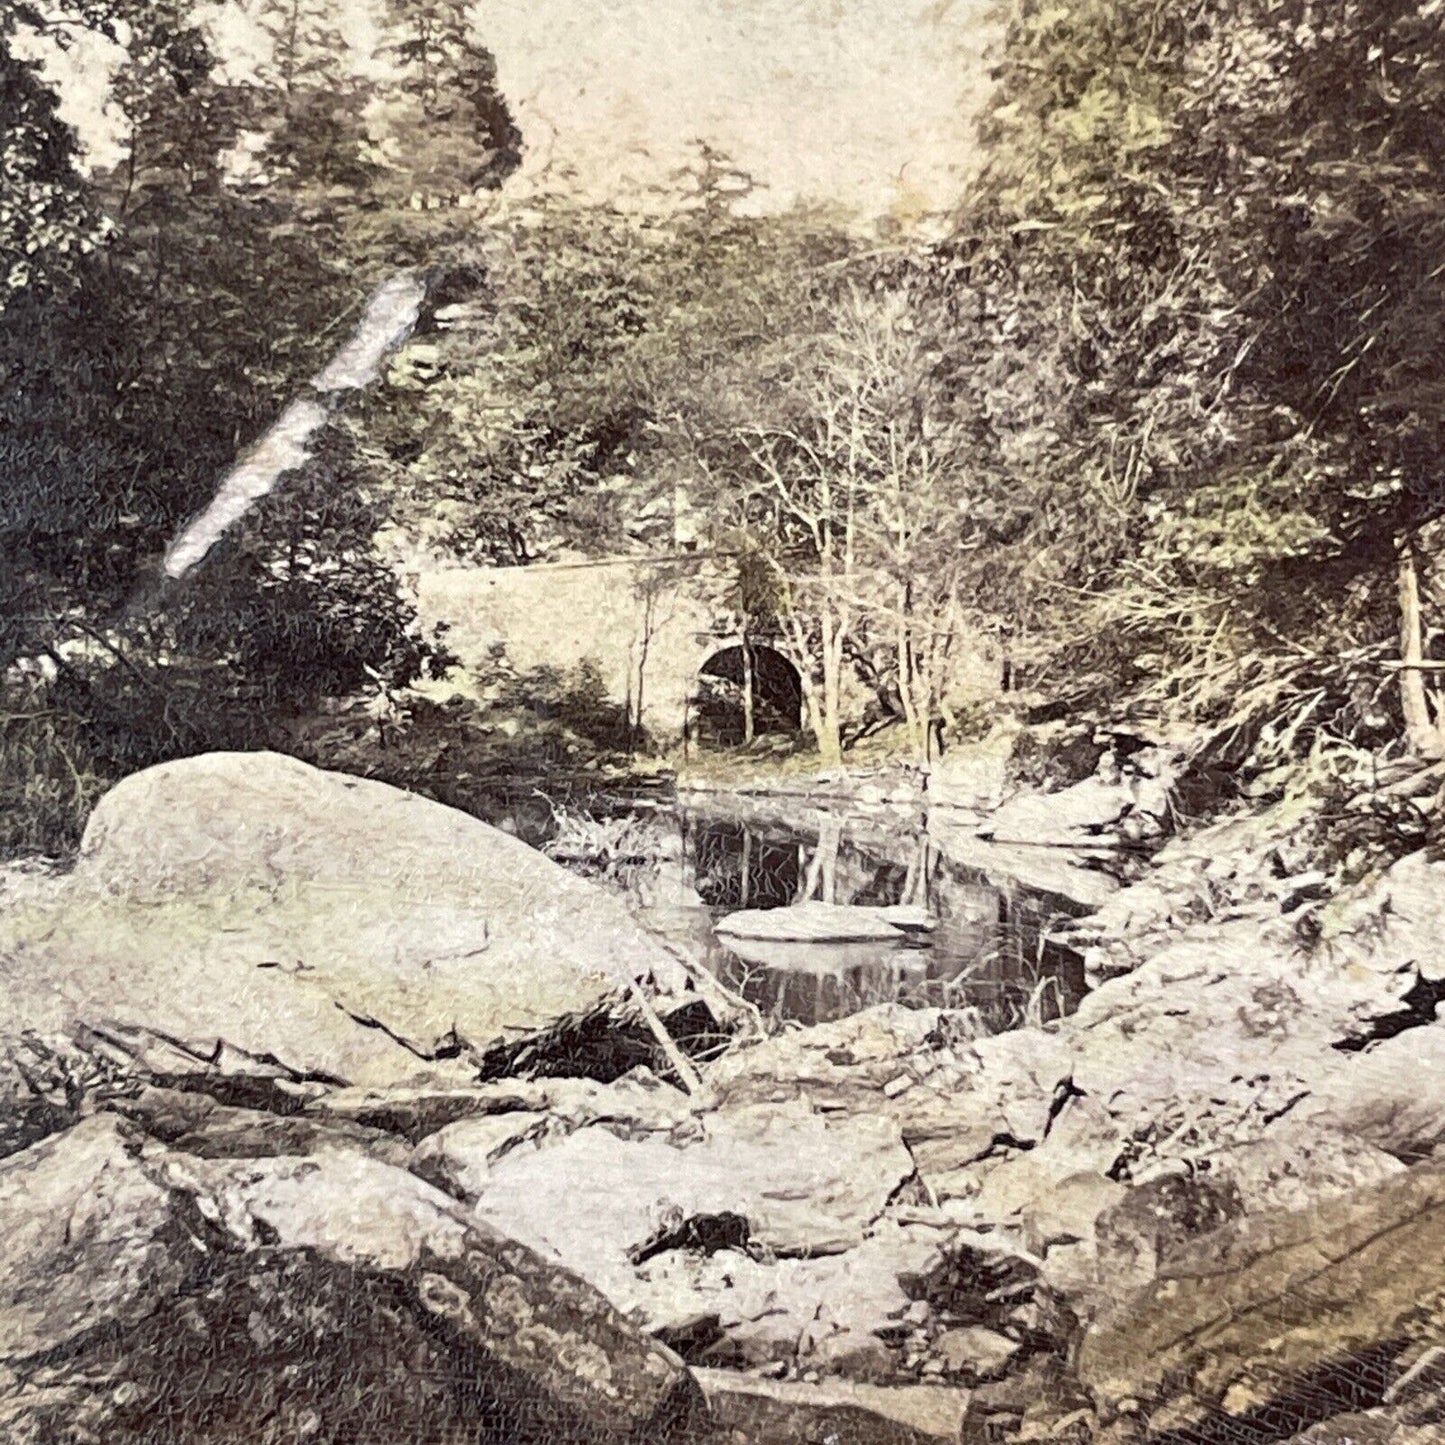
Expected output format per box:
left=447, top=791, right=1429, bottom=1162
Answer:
left=0, top=1115, right=700, bottom=1443
left=0, top=753, right=691, bottom=1088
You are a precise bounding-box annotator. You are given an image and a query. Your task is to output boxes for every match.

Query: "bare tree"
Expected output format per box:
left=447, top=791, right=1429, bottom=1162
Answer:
left=701, top=284, right=974, bottom=764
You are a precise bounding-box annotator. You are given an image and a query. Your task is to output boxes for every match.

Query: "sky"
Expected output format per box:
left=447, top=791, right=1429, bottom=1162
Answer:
left=481, top=0, right=997, bottom=224
left=33, top=0, right=997, bottom=228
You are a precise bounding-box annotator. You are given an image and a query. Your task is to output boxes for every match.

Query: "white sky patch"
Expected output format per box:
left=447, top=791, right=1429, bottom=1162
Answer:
left=481, top=0, right=996, bottom=223
left=33, top=0, right=995, bottom=224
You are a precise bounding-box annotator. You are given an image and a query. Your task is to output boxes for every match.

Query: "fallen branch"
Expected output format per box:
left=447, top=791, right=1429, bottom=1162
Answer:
left=626, top=977, right=703, bottom=1095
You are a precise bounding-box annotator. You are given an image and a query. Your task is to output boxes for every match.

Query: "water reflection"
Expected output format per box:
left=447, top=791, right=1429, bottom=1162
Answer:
left=633, top=808, right=1087, bottom=1032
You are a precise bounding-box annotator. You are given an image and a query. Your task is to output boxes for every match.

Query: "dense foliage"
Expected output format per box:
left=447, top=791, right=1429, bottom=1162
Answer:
left=0, top=0, right=512, bottom=850
left=6, top=0, right=1445, bottom=852
left=939, top=0, right=1445, bottom=746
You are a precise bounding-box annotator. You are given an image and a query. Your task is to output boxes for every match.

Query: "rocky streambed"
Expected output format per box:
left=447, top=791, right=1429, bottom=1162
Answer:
left=2, top=749, right=1444, bottom=1444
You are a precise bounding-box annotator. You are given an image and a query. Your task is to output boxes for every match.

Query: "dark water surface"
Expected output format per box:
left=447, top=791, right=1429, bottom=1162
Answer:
left=647, top=805, right=1087, bottom=1030
left=481, top=784, right=1090, bottom=1033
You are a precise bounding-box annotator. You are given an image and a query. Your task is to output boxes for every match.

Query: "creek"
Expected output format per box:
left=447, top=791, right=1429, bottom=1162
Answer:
left=474, top=783, right=1091, bottom=1032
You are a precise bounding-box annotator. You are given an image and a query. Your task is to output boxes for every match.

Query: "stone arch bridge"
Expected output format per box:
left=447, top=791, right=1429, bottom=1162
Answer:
left=414, top=554, right=801, bottom=743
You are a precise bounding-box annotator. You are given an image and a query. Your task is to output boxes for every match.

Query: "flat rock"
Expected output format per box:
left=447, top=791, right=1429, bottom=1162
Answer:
left=934, top=1325, right=1021, bottom=1382
left=0, top=753, right=690, bottom=1088
left=1061, top=925, right=1418, bottom=1171
left=639, top=1223, right=947, bottom=1369
left=720, top=936, right=920, bottom=977
left=420, top=1099, right=936, bottom=1368
left=716, top=901, right=937, bottom=943
left=706, top=1004, right=948, bottom=1112
left=981, top=776, right=1140, bottom=847
left=467, top=1100, right=914, bottom=1291
left=926, top=815, right=1119, bottom=910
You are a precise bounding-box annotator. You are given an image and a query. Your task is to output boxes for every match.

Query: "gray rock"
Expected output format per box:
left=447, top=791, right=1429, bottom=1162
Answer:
left=311, top=1069, right=693, bottom=1143
left=1209, top=1120, right=1407, bottom=1215
left=0, top=1116, right=188, bottom=1364
left=979, top=749, right=1181, bottom=853
left=928, top=744, right=1012, bottom=813
left=1094, top=1171, right=1245, bottom=1295
left=934, top=1325, right=1022, bottom=1382
left=0, top=753, right=692, bottom=1089
left=706, top=1004, right=949, bottom=1112
left=981, top=776, right=1143, bottom=847
left=1297, top=1024, right=1445, bottom=1161
left=694, top=1367, right=970, bottom=1444
left=1026, top=1171, right=1129, bottom=1255
left=716, top=900, right=937, bottom=942
left=409, top=1110, right=549, bottom=1198
left=465, top=1099, right=915, bottom=1316
left=926, top=815, right=1120, bottom=910
left=1079, top=1159, right=1445, bottom=1437
left=637, top=1222, right=946, bottom=1369
left=1330, top=851, right=1445, bottom=982
left=0, top=1116, right=699, bottom=1443
left=902, top=1027, right=1074, bottom=1200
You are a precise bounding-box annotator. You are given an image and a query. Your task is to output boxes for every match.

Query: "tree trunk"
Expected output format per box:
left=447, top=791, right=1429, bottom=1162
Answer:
left=806, top=685, right=835, bottom=763
left=897, top=611, right=923, bottom=761
left=741, top=635, right=755, bottom=745
left=786, top=609, right=842, bottom=768
left=815, top=817, right=841, bottom=903
left=1397, top=538, right=1443, bottom=758
left=817, top=605, right=845, bottom=769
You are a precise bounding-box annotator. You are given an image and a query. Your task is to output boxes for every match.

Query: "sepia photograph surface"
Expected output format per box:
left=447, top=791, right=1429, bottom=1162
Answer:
left=3, top=1, right=1444, bottom=1441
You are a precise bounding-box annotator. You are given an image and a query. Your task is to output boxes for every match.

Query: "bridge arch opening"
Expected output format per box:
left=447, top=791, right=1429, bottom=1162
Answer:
left=694, top=643, right=803, bottom=748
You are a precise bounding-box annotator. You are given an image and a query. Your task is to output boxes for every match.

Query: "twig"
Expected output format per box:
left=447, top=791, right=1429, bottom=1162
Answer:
left=1377, top=759, right=1445, bottom=799
left=626, top=976, right=703, bottom=1095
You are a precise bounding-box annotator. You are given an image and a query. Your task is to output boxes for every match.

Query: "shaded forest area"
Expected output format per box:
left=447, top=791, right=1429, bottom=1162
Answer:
left=5, top=0, right=1445, bottom=855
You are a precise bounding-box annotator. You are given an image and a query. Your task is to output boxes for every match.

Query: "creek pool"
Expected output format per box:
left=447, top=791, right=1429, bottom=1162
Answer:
left=480, top=784, right=1092, bottom=1033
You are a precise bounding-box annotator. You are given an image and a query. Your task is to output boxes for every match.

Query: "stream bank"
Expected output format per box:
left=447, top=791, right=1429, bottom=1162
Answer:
left=1, top=742, right=1443, bottom=1444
